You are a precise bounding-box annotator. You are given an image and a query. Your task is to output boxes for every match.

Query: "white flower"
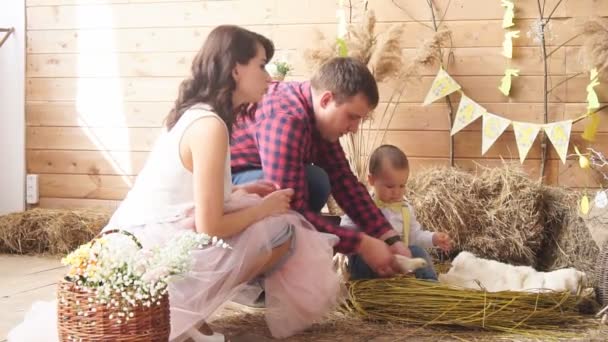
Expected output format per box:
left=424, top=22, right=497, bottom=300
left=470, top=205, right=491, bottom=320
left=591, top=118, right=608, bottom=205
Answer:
left=141, top=266, right=170, bottom=283
left=62, top=230, right=228, bottom=324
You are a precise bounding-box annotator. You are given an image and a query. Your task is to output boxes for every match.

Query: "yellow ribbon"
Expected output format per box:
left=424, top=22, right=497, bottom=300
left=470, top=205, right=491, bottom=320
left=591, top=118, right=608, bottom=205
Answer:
left=374, top=198, right=411, bottom=246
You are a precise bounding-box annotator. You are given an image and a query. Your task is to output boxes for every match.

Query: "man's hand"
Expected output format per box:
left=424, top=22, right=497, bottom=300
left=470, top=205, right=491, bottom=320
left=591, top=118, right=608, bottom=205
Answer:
left=389, top=241, right=412, bottom=258
left=378, top=231, right=412, bottom=257
left=432, top=232, right=453, bottom=252
left=239, top=180, right=279, bottom=197
left=357, top=234, right=398, bottom=277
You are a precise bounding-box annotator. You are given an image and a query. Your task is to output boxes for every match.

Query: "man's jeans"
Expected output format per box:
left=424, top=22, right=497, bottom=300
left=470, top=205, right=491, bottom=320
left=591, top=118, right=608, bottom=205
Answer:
left=232, top=164, right=331, bottom=212
left=230, top=165, right=332, bottom=308
left=348, top=245, right=438, bottom=281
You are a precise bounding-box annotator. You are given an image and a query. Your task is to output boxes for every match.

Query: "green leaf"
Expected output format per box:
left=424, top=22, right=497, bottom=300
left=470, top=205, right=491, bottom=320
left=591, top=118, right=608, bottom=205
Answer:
left=336, top=38, right=348, bottom=57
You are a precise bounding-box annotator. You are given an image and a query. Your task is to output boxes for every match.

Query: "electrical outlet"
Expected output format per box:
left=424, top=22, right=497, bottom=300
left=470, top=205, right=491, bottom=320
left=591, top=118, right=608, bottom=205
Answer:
left=26, top=174, right=39, bottom=204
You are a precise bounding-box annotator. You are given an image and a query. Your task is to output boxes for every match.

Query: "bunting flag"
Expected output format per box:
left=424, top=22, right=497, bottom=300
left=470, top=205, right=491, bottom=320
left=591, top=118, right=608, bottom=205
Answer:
left=498, top=68, right=519, bottom=96
left=512, top=121, right=542, bottom=163
left=420, top=68, right=597, bottom=164
left=451, top=94, right=486, bottom=135
left=502, top=30, right=519, bottom=58
left=582, top=111, right=601, bottom=141
left=501, top=0, right=515, bottom=28
left=587, top=68, right=600, bottom=110
left=543, top=120, right=572, bottom=164
left=481, top=112, right=511, bottom=155
left=423, top=68, right=461, bottom=106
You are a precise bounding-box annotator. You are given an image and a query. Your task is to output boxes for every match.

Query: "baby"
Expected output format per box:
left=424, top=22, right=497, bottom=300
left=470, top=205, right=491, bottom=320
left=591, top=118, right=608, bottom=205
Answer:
left=341, top=144, right=452, bottom=280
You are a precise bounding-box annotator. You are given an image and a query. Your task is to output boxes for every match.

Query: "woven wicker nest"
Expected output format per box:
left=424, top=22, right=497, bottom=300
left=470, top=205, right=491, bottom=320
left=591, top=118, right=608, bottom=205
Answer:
left=345, top=277, right=597, bottom=338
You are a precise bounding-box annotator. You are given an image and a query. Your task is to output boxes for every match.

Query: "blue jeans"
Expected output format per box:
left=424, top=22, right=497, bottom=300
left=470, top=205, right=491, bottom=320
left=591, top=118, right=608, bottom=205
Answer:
left=348, top=245, right=438, bottom=281
left=232, top=165, right=331, bottom=213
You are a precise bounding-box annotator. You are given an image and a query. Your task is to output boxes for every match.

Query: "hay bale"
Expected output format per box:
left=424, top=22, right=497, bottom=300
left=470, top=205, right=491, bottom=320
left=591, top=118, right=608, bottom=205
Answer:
left=538, top=187, right=600, bottom=286
left=583, top=202, right=608, bottom=249
left=470, top=165, right=545, bottom=265
left=407, top=163, right=599, bottom=281
left=406, top=167, right=475, bottom=253
left=407, top=164, right=544, bottom=266
left=0, top=208, right=110, bottom=255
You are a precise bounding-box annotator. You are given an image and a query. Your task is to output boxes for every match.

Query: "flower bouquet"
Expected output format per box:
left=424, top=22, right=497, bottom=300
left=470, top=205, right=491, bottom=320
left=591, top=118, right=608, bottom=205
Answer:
left=57, top=229, right=228, bottom=341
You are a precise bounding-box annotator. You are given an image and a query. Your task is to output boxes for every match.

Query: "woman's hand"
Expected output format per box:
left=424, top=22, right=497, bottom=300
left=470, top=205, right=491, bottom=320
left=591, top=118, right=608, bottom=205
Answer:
left=259, top=188, right=294, bottom=217
left=239, top=180, right=278, bottom=197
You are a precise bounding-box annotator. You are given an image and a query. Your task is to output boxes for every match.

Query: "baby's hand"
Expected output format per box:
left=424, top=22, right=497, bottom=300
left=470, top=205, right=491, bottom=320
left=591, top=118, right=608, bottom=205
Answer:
left=432, top=232, right=452, bottom=252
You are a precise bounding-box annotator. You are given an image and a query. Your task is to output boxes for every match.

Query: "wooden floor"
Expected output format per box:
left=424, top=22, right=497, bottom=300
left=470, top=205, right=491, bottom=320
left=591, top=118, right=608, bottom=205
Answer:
left=0, top=254, right=64, bottom=341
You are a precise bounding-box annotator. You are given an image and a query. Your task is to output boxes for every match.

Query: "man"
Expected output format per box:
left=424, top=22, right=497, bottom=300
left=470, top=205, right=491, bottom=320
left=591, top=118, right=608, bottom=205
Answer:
left=231, top=57, right=409, bottom=287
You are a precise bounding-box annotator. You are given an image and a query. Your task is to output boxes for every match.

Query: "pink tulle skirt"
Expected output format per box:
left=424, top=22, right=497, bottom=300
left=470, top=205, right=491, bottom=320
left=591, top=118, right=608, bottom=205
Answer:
left=122, top=193, right=342, bottom=340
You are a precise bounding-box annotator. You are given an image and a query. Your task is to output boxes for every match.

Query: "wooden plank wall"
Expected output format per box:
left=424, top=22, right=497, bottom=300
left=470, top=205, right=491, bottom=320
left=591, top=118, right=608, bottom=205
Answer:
left=25, top=0, right=608, bottom=209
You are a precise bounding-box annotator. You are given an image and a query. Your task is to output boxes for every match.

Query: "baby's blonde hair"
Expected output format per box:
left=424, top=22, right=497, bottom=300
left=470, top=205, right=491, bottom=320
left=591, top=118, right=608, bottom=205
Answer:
left=368, top=144, right=409, bottom=176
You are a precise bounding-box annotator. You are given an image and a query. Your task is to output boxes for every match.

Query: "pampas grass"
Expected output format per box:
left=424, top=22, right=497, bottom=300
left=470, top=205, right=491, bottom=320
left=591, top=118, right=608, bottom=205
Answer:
left=303, top=30, right=339, bottom=72
left=580, top=17, right=608, bottom=77
left=367, top=23, right=403, bottom=82
left=347, top=9, right=376, bottom=65
left=409, top=27, right=452, bottom=70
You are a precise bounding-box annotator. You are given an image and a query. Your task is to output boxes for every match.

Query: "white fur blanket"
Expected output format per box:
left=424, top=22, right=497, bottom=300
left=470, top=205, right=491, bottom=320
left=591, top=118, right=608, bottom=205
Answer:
left=439, top=251, right=586, bottom=294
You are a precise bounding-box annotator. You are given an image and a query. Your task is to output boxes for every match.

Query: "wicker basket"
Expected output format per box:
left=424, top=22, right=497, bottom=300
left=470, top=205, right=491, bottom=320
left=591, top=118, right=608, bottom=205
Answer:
left=598, top=240, right=608, bottom=306
left=57, top=230, right=171, bottom=341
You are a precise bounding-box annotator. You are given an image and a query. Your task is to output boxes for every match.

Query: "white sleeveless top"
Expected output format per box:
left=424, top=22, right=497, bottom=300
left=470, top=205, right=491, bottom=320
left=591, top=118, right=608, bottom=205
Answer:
left=108, top=104, right=232, bottom=227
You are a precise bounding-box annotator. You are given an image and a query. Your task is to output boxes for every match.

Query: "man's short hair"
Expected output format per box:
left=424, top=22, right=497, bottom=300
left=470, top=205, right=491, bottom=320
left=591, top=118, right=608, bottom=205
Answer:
left=310, top=57, right=379, bottom=108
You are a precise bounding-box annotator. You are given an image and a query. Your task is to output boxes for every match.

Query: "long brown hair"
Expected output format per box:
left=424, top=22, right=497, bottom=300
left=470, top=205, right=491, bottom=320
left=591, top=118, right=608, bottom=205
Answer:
left=165, top=25, right=274, bottom=134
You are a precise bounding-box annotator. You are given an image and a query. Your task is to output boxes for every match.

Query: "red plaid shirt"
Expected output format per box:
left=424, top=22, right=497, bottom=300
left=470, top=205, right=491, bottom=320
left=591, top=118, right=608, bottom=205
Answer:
left=231, top=81, right=392, bottom=253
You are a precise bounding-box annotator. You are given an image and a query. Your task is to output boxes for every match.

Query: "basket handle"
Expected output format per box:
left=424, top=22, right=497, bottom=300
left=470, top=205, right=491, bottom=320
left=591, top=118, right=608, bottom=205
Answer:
left=92, top=229, right=143, bottom=249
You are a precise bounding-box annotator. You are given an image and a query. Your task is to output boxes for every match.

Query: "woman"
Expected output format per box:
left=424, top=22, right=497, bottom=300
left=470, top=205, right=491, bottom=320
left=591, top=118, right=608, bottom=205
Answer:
left=9, top=26, right=341, bottom=342
left=103, top=25, right=342, bottom=341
